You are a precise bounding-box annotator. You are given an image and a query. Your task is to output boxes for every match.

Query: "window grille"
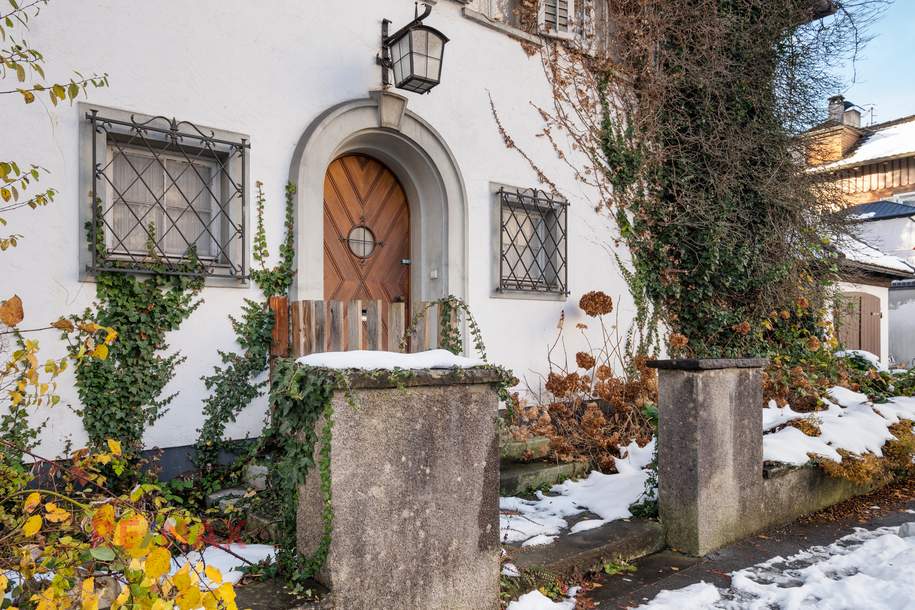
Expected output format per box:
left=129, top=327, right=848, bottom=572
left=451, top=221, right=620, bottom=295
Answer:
left=87, top=110, right=248, bottom=279
left=543, top=0, right=572, bottom=34
left=498, top=186, right=568, bottom=295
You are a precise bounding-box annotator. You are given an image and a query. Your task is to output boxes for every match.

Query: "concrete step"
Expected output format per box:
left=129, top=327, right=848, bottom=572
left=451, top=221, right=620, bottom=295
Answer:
left=499, top=460, right=589, bottom=496
left=508, top=519, right=665, bottom=577
left=500, top=435, right=552, bottom=462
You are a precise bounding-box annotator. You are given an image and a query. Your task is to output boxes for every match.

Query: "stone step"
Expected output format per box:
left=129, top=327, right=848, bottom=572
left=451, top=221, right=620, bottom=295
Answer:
left=499, top=460, right=589, bottom=496
left=509, top=519, right=665, bottom=577
left=500, top=435, right=552, bottom=462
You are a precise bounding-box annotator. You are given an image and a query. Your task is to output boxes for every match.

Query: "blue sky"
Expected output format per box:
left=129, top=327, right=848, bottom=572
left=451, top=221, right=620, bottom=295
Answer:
left=834, top=1, right=915, bottom=124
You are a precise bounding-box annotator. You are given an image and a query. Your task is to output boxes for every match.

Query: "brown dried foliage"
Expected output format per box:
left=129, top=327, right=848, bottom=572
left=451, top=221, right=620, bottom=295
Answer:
left=507, top=295, right=656, bottom=473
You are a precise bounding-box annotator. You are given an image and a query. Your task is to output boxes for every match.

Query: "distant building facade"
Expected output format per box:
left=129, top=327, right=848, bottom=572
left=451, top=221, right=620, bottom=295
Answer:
left=808, top=95, right=915, bottom=367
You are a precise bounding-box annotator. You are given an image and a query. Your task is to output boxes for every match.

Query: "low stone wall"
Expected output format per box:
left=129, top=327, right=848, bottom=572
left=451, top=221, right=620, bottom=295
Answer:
left=651, top=359, right=883, bottom=556
left=296, top=368, right=501, bottom=610
left=761, top=464, right=880, bottom=527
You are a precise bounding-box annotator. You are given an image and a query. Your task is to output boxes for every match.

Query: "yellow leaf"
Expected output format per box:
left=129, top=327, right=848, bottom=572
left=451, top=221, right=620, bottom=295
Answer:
left=44, top=502, right=71, bottom=523
left=81, top=577, right=100, bottom=610
left=0, top=574, right=8, bottom=597
left=93, top=343, right=109, bottom=360
left=23, top=514, right=42, bottom=537
left=204, top=564, right=223, bottom=584
left=201, top=592, right=218, bottom=610
left=172, top=564, right=192, bottom=591
left=91, top=503, right=115, bottom=540
left=106, top=438, right=122, bottom=456
left=23, top=492, right=40, bottom=513
left=0, top=294, right=24, bottom=326
left=105, top=328, right=118, bottom=344
left=214, top=583, right=237, bottom=610
left=144, top=546, right=171, bottom=580
left=113, top=513, right=148, bottom=549
left=111, top=586, right=129, bottom=610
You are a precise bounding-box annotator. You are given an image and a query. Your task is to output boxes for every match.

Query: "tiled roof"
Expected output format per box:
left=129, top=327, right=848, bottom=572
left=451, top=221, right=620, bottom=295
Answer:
left=845, top=200, right=915, bottom=222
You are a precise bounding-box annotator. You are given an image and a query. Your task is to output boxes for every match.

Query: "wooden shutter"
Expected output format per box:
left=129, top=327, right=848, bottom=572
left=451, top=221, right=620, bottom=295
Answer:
left=543, top=0, right=571, bottom=33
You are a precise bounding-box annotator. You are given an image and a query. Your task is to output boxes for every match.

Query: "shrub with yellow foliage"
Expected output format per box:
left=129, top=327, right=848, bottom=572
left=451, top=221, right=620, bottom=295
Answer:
left=0, top=441, right=243, bottom=610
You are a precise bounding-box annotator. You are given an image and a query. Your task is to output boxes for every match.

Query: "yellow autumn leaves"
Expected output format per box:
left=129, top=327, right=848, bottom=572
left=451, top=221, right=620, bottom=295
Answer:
left=10, top=461, right=240, bottom=610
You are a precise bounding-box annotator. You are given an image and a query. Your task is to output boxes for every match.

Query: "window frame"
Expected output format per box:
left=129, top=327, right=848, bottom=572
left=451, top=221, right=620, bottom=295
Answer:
left=540, top=0, right=576, bottom=39
left=491, top=183, right=569, bottom=300
left=78, top=103, right=250, bottom=287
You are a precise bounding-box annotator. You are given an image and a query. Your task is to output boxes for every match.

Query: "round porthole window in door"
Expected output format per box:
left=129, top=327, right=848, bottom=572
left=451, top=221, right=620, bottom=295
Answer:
left=346, top=225, right=377, bottom=258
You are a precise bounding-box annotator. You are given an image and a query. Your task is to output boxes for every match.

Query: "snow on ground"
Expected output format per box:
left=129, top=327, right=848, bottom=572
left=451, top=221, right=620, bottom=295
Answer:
left=508, top=587, right=579, bottom=610
left=500, top=439, right=655, bottom=545
left=171, top=544, right=276, bottom=587
left=296, top=348, right=485, bottom=370
left=634, top=522, right=915, bottom=609
left=762, top=387, right=915, bottom=466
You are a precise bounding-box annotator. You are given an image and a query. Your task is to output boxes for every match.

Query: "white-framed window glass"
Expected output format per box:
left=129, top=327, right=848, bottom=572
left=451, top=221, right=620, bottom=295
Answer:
left=497, top=186, right=568, bottom=295
left=107, top=147, right=221, bottom=261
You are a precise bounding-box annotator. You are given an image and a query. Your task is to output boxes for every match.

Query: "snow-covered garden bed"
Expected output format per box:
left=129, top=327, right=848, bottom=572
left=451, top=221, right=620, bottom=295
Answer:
left=500, top=439, right=656, bottom=547
left=762, top=387, right=915, bottom=466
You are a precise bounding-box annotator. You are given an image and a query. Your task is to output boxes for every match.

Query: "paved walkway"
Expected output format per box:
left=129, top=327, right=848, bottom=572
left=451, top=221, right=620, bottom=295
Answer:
left=585, top=480, right=915, bottom=608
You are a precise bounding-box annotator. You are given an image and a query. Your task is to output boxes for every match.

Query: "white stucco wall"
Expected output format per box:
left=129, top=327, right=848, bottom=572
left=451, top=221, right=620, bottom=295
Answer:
left=855, top=217, right=915, bottom=266
left=837, top=281, right=890, bottom=367
left=2, top=0, right=635, bottom=457
left=890, top=286, right=915, bottom=368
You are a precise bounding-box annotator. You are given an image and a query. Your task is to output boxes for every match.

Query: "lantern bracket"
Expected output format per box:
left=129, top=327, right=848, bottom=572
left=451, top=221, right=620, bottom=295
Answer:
left=377, top=2, right=435, bottom=88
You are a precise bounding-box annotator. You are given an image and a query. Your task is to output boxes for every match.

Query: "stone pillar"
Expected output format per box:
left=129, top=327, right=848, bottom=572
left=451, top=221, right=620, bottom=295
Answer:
left=297, top=368, right=501, bottom=610
left=649, top=358, right=767, bottom=556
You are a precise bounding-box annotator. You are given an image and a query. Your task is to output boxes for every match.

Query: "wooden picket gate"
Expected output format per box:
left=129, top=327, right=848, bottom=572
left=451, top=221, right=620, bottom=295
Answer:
left=268, top=297, right=456, bottom=358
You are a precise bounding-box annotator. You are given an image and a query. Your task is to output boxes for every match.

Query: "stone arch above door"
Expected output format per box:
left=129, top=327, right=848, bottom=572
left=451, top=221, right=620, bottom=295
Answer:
left=288, top=92, right=468, bottom=304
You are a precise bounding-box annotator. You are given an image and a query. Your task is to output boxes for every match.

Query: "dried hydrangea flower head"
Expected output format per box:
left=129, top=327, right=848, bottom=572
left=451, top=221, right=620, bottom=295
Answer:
left=578, top=291, right=613, bottom=317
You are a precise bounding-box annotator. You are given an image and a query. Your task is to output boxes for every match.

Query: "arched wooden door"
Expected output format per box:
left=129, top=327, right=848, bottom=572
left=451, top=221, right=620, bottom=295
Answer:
left=323, top=154, right=410, bottom=345
left=836, top=291, right=881, bottom=356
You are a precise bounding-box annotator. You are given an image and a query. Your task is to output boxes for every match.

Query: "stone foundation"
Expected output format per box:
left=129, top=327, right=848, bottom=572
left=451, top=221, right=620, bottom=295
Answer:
left=296, top=368, right=501, bottom=610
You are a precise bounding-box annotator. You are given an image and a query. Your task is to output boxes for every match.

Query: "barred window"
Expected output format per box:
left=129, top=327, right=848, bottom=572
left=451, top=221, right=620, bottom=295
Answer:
left=84, top=108, right=248, bottom=281
left=498, top=187, right=568, bottom=295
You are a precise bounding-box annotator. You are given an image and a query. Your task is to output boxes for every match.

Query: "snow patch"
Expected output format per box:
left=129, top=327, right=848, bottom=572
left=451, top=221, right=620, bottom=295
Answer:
left=762, top=388, right=912, bottom=466
left=635, top=523, right=915, bottom=609
left=839, top=235, right=914, bottom=275
left=296, top=349, right=485, bottom=370
left=507, top=587, right=578, bottom=610
left=500, top=439, right=655, bottom=545
left=171, top=544, right=276, bottom=587
left=836, top=349, right=887, bottom=371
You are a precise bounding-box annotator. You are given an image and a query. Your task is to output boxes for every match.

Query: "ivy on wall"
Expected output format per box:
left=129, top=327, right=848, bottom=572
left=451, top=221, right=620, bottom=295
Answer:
left=193, top=182, right=297, bottom=472
left=259, top=360, right=338, bottom=585
left=75, top=254, right=202, bottom=453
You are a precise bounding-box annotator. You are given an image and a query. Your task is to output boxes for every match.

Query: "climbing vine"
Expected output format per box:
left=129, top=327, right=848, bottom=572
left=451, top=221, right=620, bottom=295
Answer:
left=258, top=360, right=337, bottom=585
left=193, top=181, right=296, bottom=473
left=401, top=294, right=489, bottom=360
left=75, top=222, right=202, bottom=454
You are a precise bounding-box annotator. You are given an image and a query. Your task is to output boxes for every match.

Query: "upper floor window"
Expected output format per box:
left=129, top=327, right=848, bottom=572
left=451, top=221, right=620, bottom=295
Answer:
left=83, top=108, right=248, bottom=282
left=497, top=186, right=568, bottom=295
left=542, top=0, right=573, bottom=35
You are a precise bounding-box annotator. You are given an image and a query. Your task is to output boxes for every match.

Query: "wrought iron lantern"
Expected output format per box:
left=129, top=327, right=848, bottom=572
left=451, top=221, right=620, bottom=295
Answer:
left=378, top=3, right=449, bottom=95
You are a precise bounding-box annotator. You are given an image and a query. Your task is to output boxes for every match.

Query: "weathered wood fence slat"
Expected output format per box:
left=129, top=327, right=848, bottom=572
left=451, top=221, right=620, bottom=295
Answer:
left=271, top=299, right=456, bottom=358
